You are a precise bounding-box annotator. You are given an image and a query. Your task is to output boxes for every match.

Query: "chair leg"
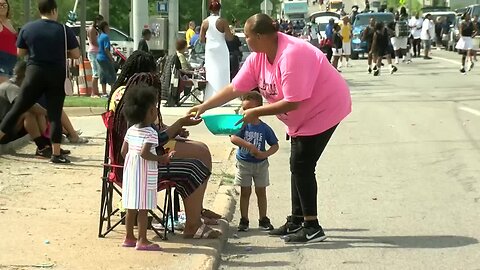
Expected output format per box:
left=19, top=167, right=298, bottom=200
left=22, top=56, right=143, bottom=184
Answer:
left=174, top=191, right=180, bottom=221
left=98, top=178, right=108, bottom=237
left=163, top=187, right=170, bottom=240
left=107, top=183, right=114, bottom=229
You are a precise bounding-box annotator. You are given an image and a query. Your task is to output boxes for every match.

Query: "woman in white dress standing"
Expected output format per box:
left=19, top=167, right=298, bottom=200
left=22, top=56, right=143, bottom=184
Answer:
left=200, top=0, right=233, bottom=100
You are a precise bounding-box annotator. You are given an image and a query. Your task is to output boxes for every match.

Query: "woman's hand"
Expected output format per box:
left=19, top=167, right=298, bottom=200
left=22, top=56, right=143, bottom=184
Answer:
left=158, top=151, right=176, bottom=165
left=187, top=105, right=206, bottom=119
left=179, top=114, right=203, bottom=127
left=237, top=108, right=259, bottom=125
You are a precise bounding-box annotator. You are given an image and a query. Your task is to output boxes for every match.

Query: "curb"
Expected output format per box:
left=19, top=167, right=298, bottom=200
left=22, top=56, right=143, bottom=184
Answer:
left=201, top=185, right=237, bottom=270
left=63, top=107, right=105, bottom=117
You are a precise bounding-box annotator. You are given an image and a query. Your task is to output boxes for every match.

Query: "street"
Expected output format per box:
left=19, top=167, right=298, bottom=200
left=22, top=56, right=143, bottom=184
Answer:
left=219, top=50, right=480, bottom=269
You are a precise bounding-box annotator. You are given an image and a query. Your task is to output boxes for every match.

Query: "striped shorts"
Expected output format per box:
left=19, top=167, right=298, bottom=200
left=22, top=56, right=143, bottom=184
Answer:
left=158, top=158, right=210, bottom=199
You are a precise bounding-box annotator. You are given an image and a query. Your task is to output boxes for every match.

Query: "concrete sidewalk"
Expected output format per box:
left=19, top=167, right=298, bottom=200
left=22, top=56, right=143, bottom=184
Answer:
left=0, top=103, right=241, bottom=270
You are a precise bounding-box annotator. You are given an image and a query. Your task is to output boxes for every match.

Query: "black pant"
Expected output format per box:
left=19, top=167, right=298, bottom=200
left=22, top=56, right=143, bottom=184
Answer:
left=412, top=38, right=421, bottom=56
left=0, top=65, right=65, bottom=143
left=290, top=124, right=337, bottom=217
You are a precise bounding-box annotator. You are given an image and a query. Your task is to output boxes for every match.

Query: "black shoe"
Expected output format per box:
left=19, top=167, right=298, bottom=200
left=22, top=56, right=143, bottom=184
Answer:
left=460, top=68, right=466, bottom=74
left=50, top=155, right=71, bottom=164
left=373, top=69, right=380, bottom=76
left=35, top=147, right=52, bottom=158
left=268, top=216, right=302, bottom=236
left=284, top=226, right=327, bottom=244
left=60, top=148, right=71, bottom=155
left=469, top=62, right=474, bottom=71
left=259, top=217, right=274, bottom=231
left=373, top=65, right=378, bottom=71
left=390, top=66, right=398, bottom=74
left=424, top=56, right=432, bottom=60
left=368, top=67, right=372, bottom=74
left=237, top=217, right=249, bottom=232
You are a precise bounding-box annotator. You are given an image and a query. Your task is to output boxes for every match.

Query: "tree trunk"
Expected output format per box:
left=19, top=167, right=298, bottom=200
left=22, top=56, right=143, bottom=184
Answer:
left=99, top=0, right=109, bottom=23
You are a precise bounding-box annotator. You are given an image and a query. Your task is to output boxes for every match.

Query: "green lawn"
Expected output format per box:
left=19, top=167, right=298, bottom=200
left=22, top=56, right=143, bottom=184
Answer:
left=64, top=96, right=108, bottom=107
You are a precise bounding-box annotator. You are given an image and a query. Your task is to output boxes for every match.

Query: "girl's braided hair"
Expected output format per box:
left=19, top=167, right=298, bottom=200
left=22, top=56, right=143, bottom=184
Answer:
left=111, top=50, right=157, bottom=93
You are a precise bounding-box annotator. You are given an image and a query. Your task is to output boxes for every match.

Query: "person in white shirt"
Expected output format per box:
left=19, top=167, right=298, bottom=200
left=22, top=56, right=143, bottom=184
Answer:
left=420, top=13, right=433, bottom=59
left=408, top=13, right=423, bottom=57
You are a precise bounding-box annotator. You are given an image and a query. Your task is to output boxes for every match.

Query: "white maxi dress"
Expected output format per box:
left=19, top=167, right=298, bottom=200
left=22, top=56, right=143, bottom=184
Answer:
left=204, top=15, right=230, bottom=100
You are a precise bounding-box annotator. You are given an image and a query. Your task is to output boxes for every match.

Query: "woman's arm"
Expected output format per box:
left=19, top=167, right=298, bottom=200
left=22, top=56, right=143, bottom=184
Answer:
left=245, top=100, right=299, bottom=121
left=140, top=143, right=162, bottom=161
left=121, top=141, right=128, bottom=158
left=17, top=48, right=28, bottom=57
left=68, top=48, right=81, bottom=59
left=88, top=27, right=99, bottom=47
left=188, top=84, right=244, bottom=117
left=200, top=20, right=208, bottom=43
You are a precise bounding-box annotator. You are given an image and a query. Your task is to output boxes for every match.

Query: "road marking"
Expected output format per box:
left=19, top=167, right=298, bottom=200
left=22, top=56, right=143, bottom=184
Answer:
left=459, top=106, right=480, bottom=116
left=432, top=56, right=460, bottom=66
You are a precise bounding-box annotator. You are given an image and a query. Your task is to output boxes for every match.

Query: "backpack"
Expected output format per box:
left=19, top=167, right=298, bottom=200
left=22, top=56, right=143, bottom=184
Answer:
left=395, top=20, right=409, bottom=37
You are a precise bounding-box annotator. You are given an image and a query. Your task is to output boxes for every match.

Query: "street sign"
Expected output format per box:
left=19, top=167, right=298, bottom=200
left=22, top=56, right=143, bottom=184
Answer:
left=157, top=1, right=168, bottom=14
left=260, top=0, right=273, bottom=13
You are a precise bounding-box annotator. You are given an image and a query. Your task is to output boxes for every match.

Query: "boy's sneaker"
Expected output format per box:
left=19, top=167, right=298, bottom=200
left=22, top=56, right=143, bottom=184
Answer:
left=50, top=155, right=71, bottom=164
left=268, top=216, right=302, bottom=236
left=284, top=226, right=327, bottom=244
left=373, top=69, right=380, bottom=76
left=258, top=217, right=274, bottom=231
left=368, top=67, right=372, bottom=74
left=460, top=68, right=466, bottom=74
left=237, top=217, right=249, bottom=232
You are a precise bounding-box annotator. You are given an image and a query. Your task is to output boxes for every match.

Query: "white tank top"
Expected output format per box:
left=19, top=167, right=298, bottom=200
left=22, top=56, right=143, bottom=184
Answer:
left=206, top=15, right=225, bottom=44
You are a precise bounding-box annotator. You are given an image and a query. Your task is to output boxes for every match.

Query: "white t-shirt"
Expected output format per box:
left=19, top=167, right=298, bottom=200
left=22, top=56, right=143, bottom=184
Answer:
left=421, top=19, right=433, bottom=40
left=409, top=17, right=423, bottom=39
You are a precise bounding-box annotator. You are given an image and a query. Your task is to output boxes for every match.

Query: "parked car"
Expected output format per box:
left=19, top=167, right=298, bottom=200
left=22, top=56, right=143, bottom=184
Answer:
left=466, top=4, right=480, bottom=18
left=67, top=21, right=135, bottom=58
left=351, top=12, right=394, bottom=59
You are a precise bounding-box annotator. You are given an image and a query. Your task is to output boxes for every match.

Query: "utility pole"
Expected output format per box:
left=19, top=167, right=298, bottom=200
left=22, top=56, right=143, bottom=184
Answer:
left=132, top=0, right=149, bottom=50
left=202, top=0, right=207, bottom=19
left=99, top=0, right=109, bottom=23
left=79, top=0, right=87, bottom=57
left=23, top=0, right=30, bottom=24
left=168, top=0, right=179, bottom=55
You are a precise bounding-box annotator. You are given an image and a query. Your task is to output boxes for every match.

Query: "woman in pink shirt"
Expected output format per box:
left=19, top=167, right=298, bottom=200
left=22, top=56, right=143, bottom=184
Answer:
left=189, top=14, right=351, bottom=244
left=0, top=0, right=17, bottom=84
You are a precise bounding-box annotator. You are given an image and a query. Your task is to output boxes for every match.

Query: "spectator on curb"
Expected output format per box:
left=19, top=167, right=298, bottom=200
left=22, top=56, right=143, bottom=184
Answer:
left=138, top=29, right=152, bottom=53
left=87, top=14, right=103, bottom=98
left=0, top=0, right=80, bottom=164
left=0, top=0, right=17, bottom=84
left=185, top=21, right=196, bottom=46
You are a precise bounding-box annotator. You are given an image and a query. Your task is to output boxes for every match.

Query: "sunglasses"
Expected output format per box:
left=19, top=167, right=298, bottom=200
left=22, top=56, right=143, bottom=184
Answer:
left=0, top=3, right=8, bottom=8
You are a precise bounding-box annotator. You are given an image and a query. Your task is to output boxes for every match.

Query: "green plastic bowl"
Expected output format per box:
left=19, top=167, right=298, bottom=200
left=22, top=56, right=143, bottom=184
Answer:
left=202, top=114, right=243, bottom=135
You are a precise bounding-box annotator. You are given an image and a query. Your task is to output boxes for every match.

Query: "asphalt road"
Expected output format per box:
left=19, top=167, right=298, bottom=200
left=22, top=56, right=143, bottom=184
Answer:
left=219, top=50, right=480, bottom=269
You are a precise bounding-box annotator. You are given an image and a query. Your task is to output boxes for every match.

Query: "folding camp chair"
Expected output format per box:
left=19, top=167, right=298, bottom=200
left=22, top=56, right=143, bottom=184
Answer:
left=162, top=54, right=206, bottom=107
left=98, top=104, right=178, bottom=240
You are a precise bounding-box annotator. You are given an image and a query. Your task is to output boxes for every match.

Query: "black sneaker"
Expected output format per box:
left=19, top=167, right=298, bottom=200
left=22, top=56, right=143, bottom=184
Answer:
left=373, top=65, right=378, bottom=71
left=390, top=66, right=398, bottom=74
left=35, top=147, right=52, bottom=158
left=60, top=148, right=71, bottom=155
left=258, top=217, right=274, bottom=231
left=373, top=69, right=380, bottom=76
left=368, top=67, right=372, bottom=74
left=237, top=217, right=249, bottom=232
left=50, top=155, right=71, bottom=164
left=460, top=68, right=466, bottom=74
left=268, top=216, right=302, bottom=236
left=468, top=62, right=474, bottom=71
left=424, top=56, right=432, bottom=60
left=284, top=226, right=327, bottom=244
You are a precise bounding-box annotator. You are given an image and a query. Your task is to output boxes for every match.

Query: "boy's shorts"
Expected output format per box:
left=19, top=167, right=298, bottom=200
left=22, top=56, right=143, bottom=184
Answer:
left=235, top=159, right=269, bottom=188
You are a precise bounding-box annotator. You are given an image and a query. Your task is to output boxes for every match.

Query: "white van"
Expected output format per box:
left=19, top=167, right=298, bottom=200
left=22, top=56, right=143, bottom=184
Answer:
left=67, top=21, right=135, bottom=57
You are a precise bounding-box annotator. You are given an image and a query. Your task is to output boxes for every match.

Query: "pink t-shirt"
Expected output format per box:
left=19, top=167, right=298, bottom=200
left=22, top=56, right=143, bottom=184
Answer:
left=232, top=32, right=352, bottom=137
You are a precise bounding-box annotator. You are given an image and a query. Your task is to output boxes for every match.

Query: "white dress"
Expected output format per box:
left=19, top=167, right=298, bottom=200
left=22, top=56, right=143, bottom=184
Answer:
left=204, top=15, right=230, bottom=100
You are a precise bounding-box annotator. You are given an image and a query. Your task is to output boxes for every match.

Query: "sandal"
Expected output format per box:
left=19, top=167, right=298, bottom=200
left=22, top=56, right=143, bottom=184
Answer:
left=68, top=136, right=89, bottom=144
left=202, top=216, right=219, bottom=225
left=201, top=208, right=222, bottom=220
left=122, top=238, right=137, bottom=248
left=135, top=243, right=163, bottom=251
left=184, top=224, right=222, bottom=239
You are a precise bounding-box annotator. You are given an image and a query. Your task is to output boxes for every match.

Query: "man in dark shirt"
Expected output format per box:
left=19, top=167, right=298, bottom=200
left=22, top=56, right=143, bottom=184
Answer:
left=138, top=29, right=151, bottom=53
left=0, top=0, right=80, bottom=164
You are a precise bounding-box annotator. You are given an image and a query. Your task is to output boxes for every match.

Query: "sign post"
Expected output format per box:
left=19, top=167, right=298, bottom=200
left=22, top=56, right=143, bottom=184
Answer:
left=260, top=0, right=273, bottom=15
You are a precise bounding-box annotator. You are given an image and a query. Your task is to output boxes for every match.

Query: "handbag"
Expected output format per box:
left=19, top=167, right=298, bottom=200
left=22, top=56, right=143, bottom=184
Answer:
left=63, top=25, right=74, bottom=96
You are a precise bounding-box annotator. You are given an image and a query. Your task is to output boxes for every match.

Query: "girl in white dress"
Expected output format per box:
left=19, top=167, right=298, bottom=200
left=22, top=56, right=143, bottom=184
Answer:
left=121, top=85, right=173, bottom=251
left=200, top=0, right=233, bottom=100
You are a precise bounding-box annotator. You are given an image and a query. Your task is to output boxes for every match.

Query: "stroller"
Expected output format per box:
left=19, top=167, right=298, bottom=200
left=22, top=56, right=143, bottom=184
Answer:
left=98, top=86, right=179, bottom=240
